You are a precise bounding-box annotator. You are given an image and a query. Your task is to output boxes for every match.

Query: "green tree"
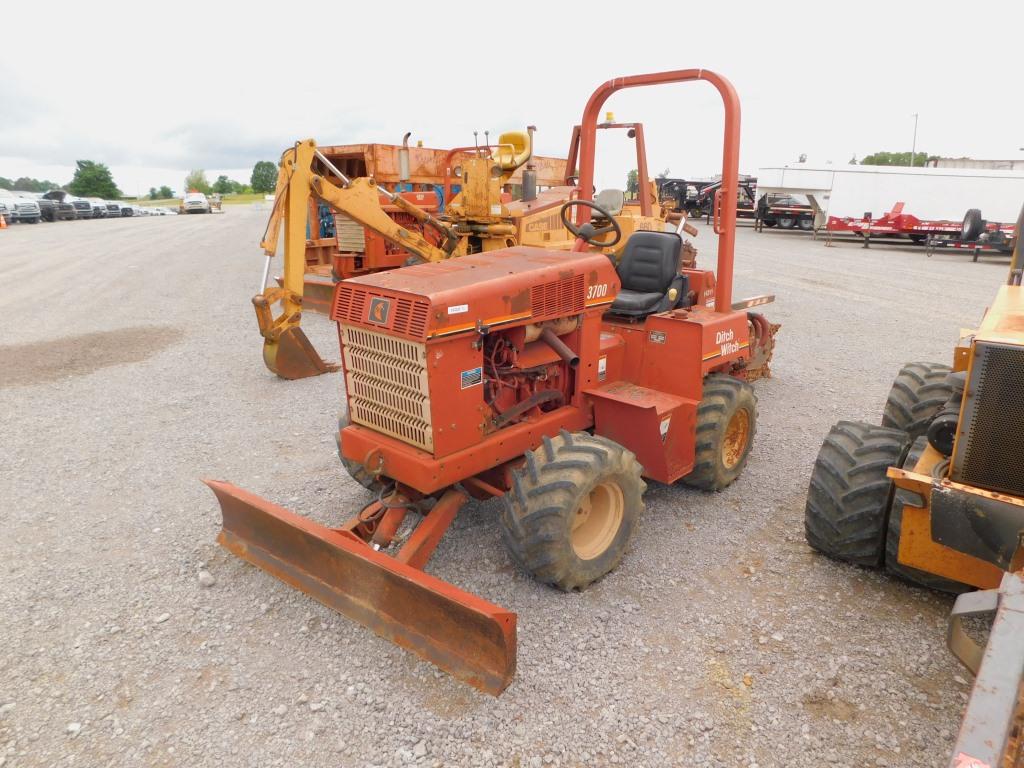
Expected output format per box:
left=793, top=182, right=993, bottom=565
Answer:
left=626, top=168, right=639, bottom=198
left=213, top=175, right=245, bottom=195
left=861, top=151, right=929, bottom=167
left=0, top=177, right=12, bottom=190
left=250, top=161, right=277, bottom=194
left=148, top=187, right=159, bottom=200
left=184, top=169, right=212, bottom=194
left=11, top=177, right=58, bottom=192
left=67, top=161, right=121, bottom=198
left=158, top=185, right=173, bottom=199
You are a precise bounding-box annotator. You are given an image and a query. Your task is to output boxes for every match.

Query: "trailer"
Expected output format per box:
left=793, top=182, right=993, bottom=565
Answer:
left=756, top=163, right=1024, bottom=234
left=759, top=194, right=813, bottom=230
left=658, top=176, right=757, bottom=220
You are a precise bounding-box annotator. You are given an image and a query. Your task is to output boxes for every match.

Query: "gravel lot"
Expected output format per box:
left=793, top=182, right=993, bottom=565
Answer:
left=0, top=208, right=1009, bottom=767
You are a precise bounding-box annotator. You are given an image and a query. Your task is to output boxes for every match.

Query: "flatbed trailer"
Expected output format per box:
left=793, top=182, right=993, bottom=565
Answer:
left=825, top=202, right=1016, bottom=255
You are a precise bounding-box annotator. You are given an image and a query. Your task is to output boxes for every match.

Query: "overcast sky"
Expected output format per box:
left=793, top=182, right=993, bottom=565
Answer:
left=2, top=1, right=1021, bottom=196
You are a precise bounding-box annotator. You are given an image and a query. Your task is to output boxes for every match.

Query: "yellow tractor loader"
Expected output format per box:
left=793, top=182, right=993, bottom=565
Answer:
left=804, top=205, right=1024, bottom=766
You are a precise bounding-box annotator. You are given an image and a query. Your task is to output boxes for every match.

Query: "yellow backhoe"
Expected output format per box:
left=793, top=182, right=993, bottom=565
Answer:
left=804, top=205, right=1024, bottom=766
left=255, top=129, right=698, bottom=381
left=254, top=140, right=459, bottom=379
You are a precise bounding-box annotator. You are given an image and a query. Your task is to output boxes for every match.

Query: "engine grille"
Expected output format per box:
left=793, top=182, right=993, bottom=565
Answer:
left=531, top=274, right=585, bottom=319
left=341, top=325, right=432, bottom=452
left=335, top=214, right=366, bottom=252
left=952, top=341, right=1024, bottom=496
left=332, top=284, right=430, bottom=340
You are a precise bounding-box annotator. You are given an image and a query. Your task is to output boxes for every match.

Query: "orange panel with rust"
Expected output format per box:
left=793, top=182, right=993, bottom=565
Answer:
left=338, top=407, right=593, bottom=495
left=333, top=246, right=619, bottom=341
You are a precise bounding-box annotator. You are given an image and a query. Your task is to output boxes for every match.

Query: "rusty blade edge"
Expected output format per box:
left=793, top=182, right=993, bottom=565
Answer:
left=203, top=478, right=517, bottom=696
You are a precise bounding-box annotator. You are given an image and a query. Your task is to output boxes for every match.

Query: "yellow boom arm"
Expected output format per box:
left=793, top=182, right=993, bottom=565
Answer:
left=253, top=139, right=457, bottom=379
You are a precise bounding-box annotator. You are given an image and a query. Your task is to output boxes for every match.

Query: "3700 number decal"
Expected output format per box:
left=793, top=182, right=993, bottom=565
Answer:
left=587, top=283, right=609, bottom=300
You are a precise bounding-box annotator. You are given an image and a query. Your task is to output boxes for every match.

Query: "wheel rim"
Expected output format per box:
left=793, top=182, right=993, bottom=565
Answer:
left=571, top=481, right=624, bottom=560
left=722, top=408, right=751, bottom=469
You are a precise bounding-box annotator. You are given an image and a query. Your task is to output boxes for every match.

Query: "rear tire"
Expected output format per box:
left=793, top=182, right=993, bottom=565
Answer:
left=797, top=216, right=813, bottom=231
left=884, top=437, right=972, bottom=593
left=777, top=215, right=796, bottom=229
left=682, top=374, right=757, bottom=491
left=336, top=410, right=385, bottom=493
left=881, top=362, right=953, bottom=439
left=804, top=421, right=910, bottom=566
left=500, top=431, right=644, bottom=591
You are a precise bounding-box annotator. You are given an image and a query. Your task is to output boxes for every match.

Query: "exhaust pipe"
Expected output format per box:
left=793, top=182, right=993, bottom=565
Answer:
left=540, top=326, right=579, bottom=368
left=399, top=132, right=412, bottom=183
left=522, top=126, right=538, bottom=203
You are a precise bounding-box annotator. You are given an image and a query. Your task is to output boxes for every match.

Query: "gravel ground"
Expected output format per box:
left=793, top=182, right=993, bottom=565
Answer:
left=0, top=208, right=1008, bottom=767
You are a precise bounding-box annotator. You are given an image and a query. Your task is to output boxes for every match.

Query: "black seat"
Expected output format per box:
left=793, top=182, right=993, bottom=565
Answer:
left=609, top=231, right=688, bottom=317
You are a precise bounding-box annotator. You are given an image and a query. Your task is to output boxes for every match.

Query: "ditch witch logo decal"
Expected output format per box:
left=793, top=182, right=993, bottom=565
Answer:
left=368, top=297, right=391, bottom=326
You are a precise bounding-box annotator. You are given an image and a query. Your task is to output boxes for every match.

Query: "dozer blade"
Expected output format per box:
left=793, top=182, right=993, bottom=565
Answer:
left=263, top=326, right=341, bottom=380
left=203, top=479, right=517, bottom=695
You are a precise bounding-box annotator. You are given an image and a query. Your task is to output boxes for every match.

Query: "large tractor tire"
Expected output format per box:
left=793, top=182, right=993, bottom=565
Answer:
left=804, top=421, right=910, bottom=566
left=500, top=431, right=645, bottom=591
left=336, top=411, right=386, bottom=494
left=683, top=374, right=757, bottom=491
left=881, top=362, right=953, bottom=439
left=884, top=437, right=972, bottom=593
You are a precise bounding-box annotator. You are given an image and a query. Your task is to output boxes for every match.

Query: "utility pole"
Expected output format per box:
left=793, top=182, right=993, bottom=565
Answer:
left=910, top=113, right=919, bottom=167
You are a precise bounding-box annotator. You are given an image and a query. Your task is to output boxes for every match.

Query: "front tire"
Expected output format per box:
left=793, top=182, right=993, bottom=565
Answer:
left=336, top=411, right=385, bottom=493
left=804, top=421, right=910, bottom=566
left=881, top=362, right=953, bottom=439
left=500, top=431, right=644, bottom=591
left=884, top=437, right=971, bottom=593
left=683, top=374, right=757, bottom=491
left=777, top=215, right=796, bottom=229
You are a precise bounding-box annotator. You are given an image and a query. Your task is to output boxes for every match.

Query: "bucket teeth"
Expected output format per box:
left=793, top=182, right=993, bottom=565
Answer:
left=203, top=479, right=517, bottom=695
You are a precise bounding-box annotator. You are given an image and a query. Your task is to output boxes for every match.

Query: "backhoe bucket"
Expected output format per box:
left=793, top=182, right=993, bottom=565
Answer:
left=203, top=479, right=517, bottom=695
left=263, top=326, right=341, bottom=380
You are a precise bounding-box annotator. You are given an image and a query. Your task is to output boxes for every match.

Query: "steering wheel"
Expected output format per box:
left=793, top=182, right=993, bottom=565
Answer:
left=559, top=200, right=622, bottom=248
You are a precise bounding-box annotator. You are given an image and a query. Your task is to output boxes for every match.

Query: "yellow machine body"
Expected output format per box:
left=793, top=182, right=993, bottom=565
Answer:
left=889, top=284, right=1024, bottom=589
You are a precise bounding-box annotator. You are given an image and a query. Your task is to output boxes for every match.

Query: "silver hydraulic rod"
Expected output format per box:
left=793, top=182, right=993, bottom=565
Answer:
left=258, top=253, right=272, bottom=294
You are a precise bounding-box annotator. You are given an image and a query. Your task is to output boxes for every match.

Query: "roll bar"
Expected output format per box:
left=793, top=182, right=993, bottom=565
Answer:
left=574, top=69, right=741, bottom=314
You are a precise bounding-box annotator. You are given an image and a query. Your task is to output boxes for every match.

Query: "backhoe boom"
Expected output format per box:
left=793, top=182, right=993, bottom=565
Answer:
left=254, top=139, right=455, bottom=379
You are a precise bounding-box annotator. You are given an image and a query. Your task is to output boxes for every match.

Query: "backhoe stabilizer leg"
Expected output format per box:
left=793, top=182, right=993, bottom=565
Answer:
left=202, top=479, right=517, bottom=696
